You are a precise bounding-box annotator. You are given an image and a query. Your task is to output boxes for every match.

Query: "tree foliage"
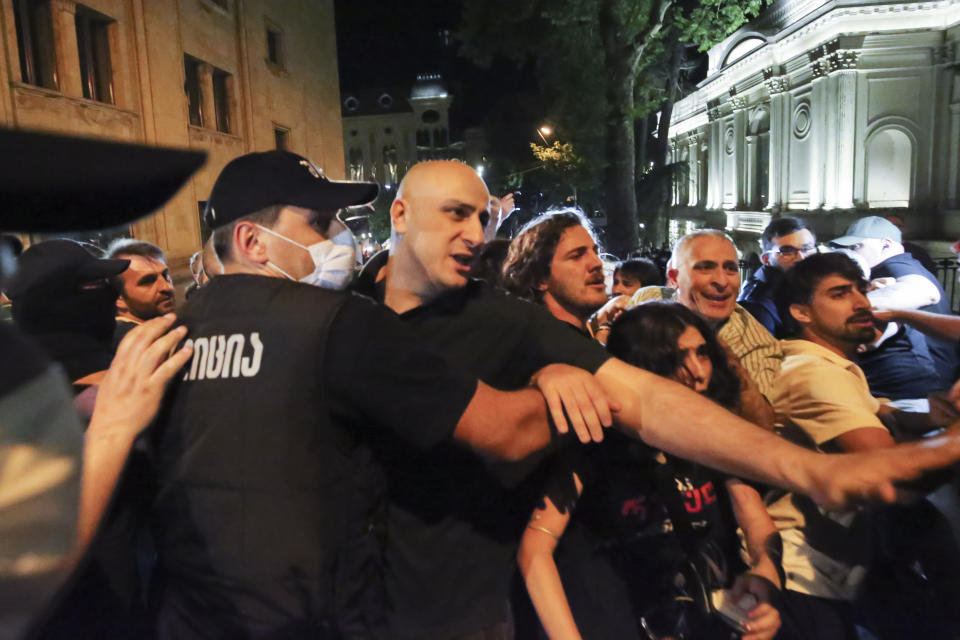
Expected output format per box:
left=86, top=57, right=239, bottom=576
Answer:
left=458, top=0, right=768, bottom=255
left=530, top=140, right=586, bottom=186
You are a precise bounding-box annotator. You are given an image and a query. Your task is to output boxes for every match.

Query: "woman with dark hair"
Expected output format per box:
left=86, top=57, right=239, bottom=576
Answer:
left=518, top=301, right=782, bottom=640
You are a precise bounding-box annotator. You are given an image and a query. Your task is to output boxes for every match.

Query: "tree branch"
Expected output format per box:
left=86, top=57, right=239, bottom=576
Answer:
left=629, top=0, right=675, bottom=74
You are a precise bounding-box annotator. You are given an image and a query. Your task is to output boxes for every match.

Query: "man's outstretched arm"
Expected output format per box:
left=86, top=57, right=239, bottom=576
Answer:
left=874, top=308, right=960, bottom=343
left=595, top=358, right=960, bottom=509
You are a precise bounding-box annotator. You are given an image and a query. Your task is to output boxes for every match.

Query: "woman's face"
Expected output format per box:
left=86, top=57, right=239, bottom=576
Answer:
left=673, top=325, right=712, bottom=393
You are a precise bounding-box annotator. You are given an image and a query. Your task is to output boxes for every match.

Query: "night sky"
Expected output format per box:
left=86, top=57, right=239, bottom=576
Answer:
left=333, top=0, right=534, bottom=138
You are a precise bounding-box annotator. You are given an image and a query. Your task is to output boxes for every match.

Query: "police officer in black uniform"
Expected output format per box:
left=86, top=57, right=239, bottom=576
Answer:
left=147, top=151, right=574, bottom=640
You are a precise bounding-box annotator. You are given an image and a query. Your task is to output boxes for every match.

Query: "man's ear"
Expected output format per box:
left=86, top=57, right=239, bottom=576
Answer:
left=666, top=268, right=679, bottom=288
left=537, top=279, right=549, bottom=292
left=390, top=198, right=408, bottom=235
left=760, top=252, right=772, bottom=267
left=789, top=302, right=811, bottom=325
left=233, top=221, right=268, bottom=265
left=115, top=293, right=128, bottom=314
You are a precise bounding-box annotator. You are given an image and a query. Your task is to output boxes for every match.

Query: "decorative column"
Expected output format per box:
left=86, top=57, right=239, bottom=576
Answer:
left=808, top=51, right=830, bottom=210
left=828, top=50, right=860, bottom=209
left=688, top=136, right=699, bottom=206
left=730, top=95, right=750, bottom=210
left=668, top=140, right=678, bottom=204
left=950, top=99, right=960, bottom=208
left=764, top=68, right=789, bottom=212
left=697, top=131, right=709, bottom=206
left=51, top=0, right=82, bottom=96
left=707, top=107, right=722, bottom=209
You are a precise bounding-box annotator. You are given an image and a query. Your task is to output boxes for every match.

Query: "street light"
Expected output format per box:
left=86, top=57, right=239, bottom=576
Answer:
left=537, top=125, right=552, bottom=145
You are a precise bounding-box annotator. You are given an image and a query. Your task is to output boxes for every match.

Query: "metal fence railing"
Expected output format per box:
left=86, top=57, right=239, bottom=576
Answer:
left=933, top=258, right=959, bottom=314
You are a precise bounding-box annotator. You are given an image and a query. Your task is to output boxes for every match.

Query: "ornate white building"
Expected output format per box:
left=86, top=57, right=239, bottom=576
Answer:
left=341, top=74, right=464, bottom=189
left=666, top=0, right=960, bottom=253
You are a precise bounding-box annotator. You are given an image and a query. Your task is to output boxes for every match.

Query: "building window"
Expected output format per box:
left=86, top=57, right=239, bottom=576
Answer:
left=266, top=26, right=284, bottom=67
left=383, top=145, right=399, bottom=185
left=274, top=126, right=289, bottom=150
left=866, top=128, right=913, bottom=208
left=14, top=0, right=57, bottom=89
left=212, top=68, right=231, bottom=133
left=184, top=55, right=203, bottom=127
left=198, top=201, right=212, bottom=244
left=75, top=6, right=114, bottom=103
left=349, top=148, right=364, bottom=181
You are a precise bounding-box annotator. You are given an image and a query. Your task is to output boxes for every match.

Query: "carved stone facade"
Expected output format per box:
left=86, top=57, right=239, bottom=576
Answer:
left=1, top=0, right=346, bottom=277
left=666, top=0, right=960, bottom=250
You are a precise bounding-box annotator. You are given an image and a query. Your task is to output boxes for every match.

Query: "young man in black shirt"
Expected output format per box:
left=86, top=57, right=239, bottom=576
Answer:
left=147, top=151, right=600, bottom=640
left=501, top=209, right=608, bottom=332
left=369, top=160, right=960, bottom=639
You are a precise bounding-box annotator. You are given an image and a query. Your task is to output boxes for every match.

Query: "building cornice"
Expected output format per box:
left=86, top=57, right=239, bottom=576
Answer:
left=672, top=0, right=959, bottom=129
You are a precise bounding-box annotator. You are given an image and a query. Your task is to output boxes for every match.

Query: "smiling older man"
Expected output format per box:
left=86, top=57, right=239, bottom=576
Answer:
left=627, top=229, right=783, bottom=398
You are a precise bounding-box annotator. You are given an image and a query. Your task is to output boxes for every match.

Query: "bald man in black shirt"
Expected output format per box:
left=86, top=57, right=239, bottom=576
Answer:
left=364, top=160, right=960, bottom=640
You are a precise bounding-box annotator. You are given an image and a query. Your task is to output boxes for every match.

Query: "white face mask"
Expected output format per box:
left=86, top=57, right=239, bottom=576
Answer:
left=256, top=224, right=357, bottom=290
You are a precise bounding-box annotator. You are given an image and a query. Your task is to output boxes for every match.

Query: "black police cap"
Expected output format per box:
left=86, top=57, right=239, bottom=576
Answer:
left=0, top=128, right=206, bottom=232
left=203, top=150, right=378, bottom=228
left=6, top=239, right=129, bottom=299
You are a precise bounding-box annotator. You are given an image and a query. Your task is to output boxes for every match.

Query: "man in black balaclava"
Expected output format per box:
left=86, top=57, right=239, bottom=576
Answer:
left=8, top=240, right=129, bottom=385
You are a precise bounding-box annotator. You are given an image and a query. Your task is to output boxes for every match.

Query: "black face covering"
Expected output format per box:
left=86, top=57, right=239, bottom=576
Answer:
left=13, top=279, right=120, bottom=342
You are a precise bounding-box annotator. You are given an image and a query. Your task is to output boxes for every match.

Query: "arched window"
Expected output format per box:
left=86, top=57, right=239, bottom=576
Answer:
left=866, top=128, right=912, bottom=208
left=722, top=37, right=765, bottom=68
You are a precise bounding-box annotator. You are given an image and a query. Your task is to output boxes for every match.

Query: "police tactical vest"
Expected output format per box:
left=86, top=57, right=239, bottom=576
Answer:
left=149, top=275, right=382, bottom=640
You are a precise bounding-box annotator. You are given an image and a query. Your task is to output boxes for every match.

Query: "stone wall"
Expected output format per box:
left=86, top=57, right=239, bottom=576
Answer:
left=0, top=0, right=346, bottom=276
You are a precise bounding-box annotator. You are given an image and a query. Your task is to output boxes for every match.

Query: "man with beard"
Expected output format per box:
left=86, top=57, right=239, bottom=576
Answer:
left=365, top=161, right=960, bottom=640
left=767, top=253, right=955, bottom=639
left=502, top=209, right=608, bottom=331
left=105, top=239, right=176, bottom=346
left=830, top=216, right=957, bottom=390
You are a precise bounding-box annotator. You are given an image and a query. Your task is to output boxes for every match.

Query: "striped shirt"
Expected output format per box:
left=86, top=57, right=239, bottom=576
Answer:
left=626, top=286, right=783, bottom=398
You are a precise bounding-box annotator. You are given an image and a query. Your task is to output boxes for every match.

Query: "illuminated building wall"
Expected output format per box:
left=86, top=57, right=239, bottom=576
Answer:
left=1, top=0, right=345, bottom=277
left=666, top=0, right=960, bottom=253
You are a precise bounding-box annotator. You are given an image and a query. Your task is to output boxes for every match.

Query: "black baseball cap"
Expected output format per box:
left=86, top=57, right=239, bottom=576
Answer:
left=203, top=151, right=379, bottom=228
left=0, top=128, right=206, bottom=232
left=6, top=239, right=129, bottom=299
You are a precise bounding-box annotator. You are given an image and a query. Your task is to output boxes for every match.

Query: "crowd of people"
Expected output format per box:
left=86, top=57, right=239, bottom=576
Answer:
left=5, top=139, right=960, bottom=640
